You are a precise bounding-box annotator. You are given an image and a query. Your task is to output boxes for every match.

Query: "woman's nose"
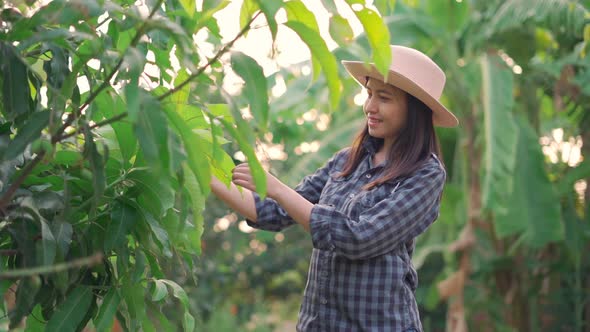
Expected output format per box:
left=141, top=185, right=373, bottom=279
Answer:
left=364, top=96, right=377, bottom=114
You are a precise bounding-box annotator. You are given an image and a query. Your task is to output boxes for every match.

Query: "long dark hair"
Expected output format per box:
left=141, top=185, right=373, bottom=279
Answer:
left=340, top=93, right=442, bottom=189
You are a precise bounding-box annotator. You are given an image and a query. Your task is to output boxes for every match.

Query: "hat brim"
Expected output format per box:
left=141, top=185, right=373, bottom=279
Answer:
left=342, top=61, right=459, bottom=128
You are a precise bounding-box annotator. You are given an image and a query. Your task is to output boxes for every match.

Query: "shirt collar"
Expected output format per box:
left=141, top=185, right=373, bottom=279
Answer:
left=361, top=136, right=383, bottom=155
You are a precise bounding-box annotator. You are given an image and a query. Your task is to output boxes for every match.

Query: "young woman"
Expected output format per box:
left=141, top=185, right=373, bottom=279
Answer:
left=211, top=45, right=458, bottom=331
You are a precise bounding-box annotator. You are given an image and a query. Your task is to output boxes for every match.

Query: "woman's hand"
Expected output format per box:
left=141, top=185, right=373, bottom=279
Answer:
left=232, top=163, right=313, bottom=232
left=231, top=163, right=282, bottom=199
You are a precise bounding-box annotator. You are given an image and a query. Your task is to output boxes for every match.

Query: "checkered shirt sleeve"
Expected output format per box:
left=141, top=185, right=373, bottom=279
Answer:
left=246, top=149, right=349, bottom=231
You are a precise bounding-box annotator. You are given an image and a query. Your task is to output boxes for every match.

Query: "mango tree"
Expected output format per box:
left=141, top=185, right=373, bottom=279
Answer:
left=0, top=0, right=392, bottom=330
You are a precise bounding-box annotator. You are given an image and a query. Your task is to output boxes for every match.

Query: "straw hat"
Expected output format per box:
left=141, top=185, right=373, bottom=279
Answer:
left=342, top=45, right=458, bottom=127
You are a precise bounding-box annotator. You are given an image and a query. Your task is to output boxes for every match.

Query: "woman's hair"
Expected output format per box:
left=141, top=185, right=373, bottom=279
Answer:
left=339, top=90, right=442, bottom=190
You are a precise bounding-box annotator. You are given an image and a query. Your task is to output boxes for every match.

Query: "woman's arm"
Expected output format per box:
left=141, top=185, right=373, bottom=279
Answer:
left=231, top=163, right=313, bottom=232
left=210, top=176, right=257, bottom=221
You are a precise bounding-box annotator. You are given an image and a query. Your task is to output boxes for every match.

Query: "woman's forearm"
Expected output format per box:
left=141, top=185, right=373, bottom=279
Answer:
left=272, top=182, right=313, bottom=232
left=210, top=177, right=257, bottom=221
left=230, top=164, right=314, bottom=232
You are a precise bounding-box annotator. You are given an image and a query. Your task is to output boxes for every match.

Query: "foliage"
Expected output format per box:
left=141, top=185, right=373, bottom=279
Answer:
left=0, top=0, right=391, bottom=330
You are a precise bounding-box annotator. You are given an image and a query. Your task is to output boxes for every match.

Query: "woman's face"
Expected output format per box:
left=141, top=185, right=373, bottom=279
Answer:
left=363, top=78, right=408, bottom=144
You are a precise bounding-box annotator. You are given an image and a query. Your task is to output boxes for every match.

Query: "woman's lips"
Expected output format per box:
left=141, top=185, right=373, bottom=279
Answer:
left=367, top=117, right=382, bottom=127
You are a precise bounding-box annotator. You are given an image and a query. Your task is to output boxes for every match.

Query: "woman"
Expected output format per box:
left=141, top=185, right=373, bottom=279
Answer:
left=211, top=45, right=458, bottom=331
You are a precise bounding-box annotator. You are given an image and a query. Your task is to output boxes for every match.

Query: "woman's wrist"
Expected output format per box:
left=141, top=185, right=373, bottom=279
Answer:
left=267, top=178, right=286, bottom=202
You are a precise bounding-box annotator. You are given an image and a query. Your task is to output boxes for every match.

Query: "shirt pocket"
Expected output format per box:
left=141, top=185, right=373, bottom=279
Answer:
left=358, top=180, right=402, bottom=208
left=319, top=171, right=350, bottom=206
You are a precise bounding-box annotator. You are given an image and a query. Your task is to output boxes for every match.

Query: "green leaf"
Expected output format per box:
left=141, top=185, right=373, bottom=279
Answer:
left=206, top=113, right=235, bottom=186
left=52, top=150, right=83, bottom=166
left=94, top=92, right=136, bottom=166
left=344, top=3, right=391, bottom=76
left=184, top=311, right=195, bottom=332
left=83, top=126, right=106, bottom=206
left=24, top=305, right=45, bottom=332
left=145, top=251, right=165, bottom=279
left=284, top=1, right=320, bottom=31
left=284, top=21, right=341, bottom=110
left=172, top=103, right=208, bottom=129
left=3, top=111, right=50, bottom=160
left=94, top=288, right=121, bottom=332
left=180, top=0, right=196, bottom=17
left=143, top=211, right=172, bottom=257
left=160, top=279, right=189, bottom=307
left=193, top=1, right=231, bottom=34
left=320, top=0, right=338, bottom=12
left=172, top=69, right=191, bottom=108
left=239, top=0, right=259, bottom=33
left=231, top=52, right=269, bottom=132
left=165, top=106, right=211, bottom=195
left=495, top=117, right=563, bottom=247
left=151, top=279, right=168, bottom=302
left=128, top=170, right=175, bottom=218
left=153, top=311, right=176, bottom=331
left=0, top=43, right=32, bottom=121
left=329, top=15, right=354, bottom=45
left=121, top=283, right=146, bottom=331
left=255, top=0, right=282, bottom=41
left=11, top=276, right=41, bottom=329
left=131, top=248, right=146, bottom=284
left=39, top=219, right=56, bottom=265
left=284, top=1, right=322, bottom=81
left=46, top=286, right=93, bottom=332
left=213, top=99, right=266, bottom=197
left=16, top=28, right=93, bottom=53
left=134, top=97, right=170, bottom=174
left=182, top=165, right=205, bottom=254
left=480, top=54, right=517, bottom=213
left=123, top=75, right=140, bottom=123
left=104, top=200, right=139, bottom=251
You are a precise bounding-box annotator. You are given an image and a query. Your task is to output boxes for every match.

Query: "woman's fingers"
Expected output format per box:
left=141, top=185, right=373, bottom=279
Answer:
left=232, top=163, right=255, bottom=190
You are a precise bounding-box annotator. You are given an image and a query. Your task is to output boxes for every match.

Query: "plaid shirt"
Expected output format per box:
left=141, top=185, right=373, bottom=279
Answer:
left=247, top=139, right=446, bottom=331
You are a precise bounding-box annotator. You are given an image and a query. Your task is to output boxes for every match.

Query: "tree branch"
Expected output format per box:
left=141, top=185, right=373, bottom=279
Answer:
left=0, top=253, right=103, bottom=279
left=157, top=11, right=262, bottom=101
left=56, top=112, right=129, bottom=141
left=0, top=152, right=45, bottom=212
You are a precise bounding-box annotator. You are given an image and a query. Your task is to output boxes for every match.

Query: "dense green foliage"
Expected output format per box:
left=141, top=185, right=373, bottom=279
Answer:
left=0, top=0, right=390, bottom=330
left=1, top=0, right=590, bottom=331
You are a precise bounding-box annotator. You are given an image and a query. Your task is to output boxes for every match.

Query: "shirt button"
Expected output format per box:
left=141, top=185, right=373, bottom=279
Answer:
left=320, top=297, right=328, bottom=304
left=349, top=193, right=355, bottom=198
left=366, top=174, right=372, bottom=178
